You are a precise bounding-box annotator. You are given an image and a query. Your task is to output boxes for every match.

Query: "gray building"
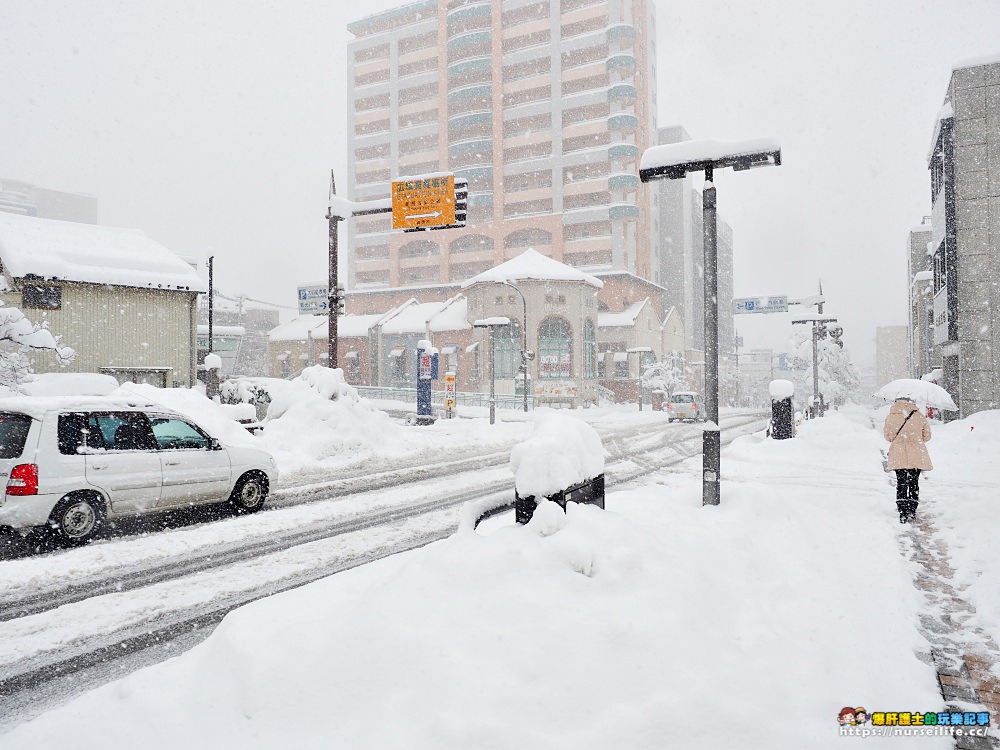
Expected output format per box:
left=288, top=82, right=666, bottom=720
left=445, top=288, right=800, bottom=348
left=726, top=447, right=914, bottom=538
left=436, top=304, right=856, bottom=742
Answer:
left=0, top=178, right=98, bottom=224
left=906, top=219, right=933, bottom=379
left=654, top=125, right=736, bottom=359
left=927, top=55, right=1000, bottom=418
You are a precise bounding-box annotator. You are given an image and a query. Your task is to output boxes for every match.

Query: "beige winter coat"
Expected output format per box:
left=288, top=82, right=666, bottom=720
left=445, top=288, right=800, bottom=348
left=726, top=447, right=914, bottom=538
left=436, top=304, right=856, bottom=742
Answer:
left=883, top=399, right=933, bottom=471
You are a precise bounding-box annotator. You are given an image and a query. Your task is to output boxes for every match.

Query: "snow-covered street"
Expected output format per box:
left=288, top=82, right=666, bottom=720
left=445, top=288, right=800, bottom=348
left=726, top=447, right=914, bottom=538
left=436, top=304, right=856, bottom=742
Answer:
left=3, top=399, right=998, bottom=747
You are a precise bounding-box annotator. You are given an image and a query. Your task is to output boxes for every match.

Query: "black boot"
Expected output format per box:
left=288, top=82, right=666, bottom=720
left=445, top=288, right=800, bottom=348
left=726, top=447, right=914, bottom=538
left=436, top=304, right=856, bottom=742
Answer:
left=897, top=501, right=909, bottom=523
left=905, top=500, right=918, bottom=523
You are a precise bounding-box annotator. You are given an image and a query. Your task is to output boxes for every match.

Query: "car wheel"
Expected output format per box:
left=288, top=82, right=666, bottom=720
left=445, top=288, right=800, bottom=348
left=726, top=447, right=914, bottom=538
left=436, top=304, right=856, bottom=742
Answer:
left=230, top=473, right=268, bottom=514
left=49, top=493, right=105, bottom=547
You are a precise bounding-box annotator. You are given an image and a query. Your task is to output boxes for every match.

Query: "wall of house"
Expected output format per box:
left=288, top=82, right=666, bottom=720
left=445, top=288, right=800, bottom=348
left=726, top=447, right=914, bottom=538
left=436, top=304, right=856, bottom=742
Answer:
left=4, top=281, right=197, bottom=387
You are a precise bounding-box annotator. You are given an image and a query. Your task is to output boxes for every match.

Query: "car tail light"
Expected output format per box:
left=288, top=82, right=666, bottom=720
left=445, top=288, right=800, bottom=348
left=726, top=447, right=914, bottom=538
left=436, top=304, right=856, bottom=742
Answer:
left=667, top=403, right=674, bottom=409
left=7, top=464, right=39, bottom=496
left=693, top=403, right=698, bottom=409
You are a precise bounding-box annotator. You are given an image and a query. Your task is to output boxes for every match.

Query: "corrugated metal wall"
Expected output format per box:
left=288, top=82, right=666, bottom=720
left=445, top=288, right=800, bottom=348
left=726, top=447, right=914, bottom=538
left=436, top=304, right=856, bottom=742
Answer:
left=3, top=282, right=198, bottom=387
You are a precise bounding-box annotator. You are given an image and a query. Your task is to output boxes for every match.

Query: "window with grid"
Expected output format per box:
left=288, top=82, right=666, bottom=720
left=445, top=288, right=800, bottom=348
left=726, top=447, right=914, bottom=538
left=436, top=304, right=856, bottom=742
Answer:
left=538, top=316, right=572, bottom=379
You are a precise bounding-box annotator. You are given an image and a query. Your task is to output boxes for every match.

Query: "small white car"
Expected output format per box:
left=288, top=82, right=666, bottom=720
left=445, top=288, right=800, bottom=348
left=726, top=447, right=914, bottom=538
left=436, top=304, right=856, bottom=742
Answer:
left=666, top=391, right=705, bottom=422
left=0, top=396, right=278, bottom=546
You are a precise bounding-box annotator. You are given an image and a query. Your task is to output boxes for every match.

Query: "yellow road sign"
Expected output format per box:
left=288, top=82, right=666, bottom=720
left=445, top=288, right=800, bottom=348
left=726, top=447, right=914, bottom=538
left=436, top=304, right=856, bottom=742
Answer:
left=392, top=175, right=456, bottom=230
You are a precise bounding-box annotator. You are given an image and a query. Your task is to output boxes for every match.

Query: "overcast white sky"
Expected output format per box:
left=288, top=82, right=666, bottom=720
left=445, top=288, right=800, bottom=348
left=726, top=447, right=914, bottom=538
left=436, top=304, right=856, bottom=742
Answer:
left=3, top=0, right=999, bottom=368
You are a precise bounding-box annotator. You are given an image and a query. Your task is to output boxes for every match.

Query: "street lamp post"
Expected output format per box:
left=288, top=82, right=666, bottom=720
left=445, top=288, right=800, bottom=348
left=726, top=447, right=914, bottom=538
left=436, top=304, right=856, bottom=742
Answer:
left=474, top=317, right=510, bottom=425
left=640, top=138, right=781, bottom=506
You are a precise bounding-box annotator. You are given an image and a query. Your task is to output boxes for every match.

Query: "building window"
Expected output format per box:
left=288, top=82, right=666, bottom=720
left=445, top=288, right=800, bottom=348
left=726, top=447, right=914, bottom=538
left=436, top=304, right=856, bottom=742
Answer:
left=494, top=320, right=522, bottom=379
left=390, top=347, right=408, bottom=385
left=22, top=279, right=62, bottom=310
left=583, top=319, right=596, bottom=378
left=346, top=351, right=361, bottom=382
left=504, top=227, right=553, bottom=250
left=613, top=351, right=629, bottom=379
left=538, top=316, right=572, bottom=379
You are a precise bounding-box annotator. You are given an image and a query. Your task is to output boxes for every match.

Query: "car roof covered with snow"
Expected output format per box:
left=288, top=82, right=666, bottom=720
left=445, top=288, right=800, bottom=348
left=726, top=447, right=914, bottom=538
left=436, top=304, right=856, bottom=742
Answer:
left=0, top=396, right=168, bottom=421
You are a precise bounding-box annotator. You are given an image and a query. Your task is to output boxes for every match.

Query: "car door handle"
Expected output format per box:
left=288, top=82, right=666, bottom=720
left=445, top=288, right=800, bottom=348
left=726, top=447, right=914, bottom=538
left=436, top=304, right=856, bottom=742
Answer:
left=91, top=464, right=108, bottom=470
left=165, top=460, right=180, bottom=466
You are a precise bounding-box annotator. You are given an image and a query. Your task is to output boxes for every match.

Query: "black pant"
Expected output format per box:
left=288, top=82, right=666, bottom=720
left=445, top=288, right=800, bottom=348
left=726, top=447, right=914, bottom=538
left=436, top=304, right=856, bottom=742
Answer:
left=895, top=469, right=920, bottom=517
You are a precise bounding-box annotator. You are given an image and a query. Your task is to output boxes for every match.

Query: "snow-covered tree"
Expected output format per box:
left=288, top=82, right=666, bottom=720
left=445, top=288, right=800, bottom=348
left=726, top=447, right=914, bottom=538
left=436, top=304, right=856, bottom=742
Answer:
left=641, top=359, right=687, bottom=395
left=784, top=328, right=861, bottom=406
left=0, top=301, right=75, bottom=392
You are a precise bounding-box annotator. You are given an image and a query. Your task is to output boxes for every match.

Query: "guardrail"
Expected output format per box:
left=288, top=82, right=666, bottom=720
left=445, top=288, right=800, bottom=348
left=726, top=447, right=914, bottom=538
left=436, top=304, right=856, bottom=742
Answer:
left=356, top=385, right=535, bottom=411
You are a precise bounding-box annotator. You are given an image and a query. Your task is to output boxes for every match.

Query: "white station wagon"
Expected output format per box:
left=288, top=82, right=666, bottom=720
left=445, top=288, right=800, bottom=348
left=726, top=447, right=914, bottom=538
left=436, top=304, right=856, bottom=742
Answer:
left=0, top=397, right=278, bottom=546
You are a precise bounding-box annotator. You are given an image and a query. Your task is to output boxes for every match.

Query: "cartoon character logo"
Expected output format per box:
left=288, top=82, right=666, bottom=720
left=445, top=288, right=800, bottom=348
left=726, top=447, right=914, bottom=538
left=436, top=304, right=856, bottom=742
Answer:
left=838, top=707, right=856, bottom=726
left=854, top=708, right=869, bottom=725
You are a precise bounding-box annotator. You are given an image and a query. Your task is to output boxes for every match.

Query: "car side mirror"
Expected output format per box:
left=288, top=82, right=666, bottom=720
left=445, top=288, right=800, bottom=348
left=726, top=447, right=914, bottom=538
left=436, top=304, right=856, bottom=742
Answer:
left=209, top=438, right=223, bottom=451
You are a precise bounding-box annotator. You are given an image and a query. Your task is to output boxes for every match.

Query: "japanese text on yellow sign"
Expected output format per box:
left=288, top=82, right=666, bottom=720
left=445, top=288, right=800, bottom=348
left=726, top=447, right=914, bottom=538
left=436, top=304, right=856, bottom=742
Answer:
left=391, top=175, right=456, bottom=230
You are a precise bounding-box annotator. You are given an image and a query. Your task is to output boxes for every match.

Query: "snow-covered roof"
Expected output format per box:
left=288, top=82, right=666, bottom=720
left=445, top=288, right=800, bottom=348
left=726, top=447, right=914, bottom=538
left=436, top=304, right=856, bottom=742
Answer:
left=429, top=296, right=470, bottom=332
left=640, top=137, right=781, bottom=177
left=340, top=313, right=384, bottom=338
left=268, top=315, right=327, bottom=342
left=598, top=299, right=649, bottom=328
left=0, top=212, right=205, bottom=292
left=461, top=249, right=603, bottom=289
left=952, top=52, right=1000, bottom=71
left=381, top=296, right=470, bottom=335
left=197, top=325, right=246, bottom=337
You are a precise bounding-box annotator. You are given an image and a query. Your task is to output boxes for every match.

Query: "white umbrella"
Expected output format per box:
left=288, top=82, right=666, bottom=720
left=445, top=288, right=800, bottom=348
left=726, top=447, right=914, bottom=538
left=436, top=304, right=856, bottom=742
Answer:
left=874, top=378, right=958, bottom=411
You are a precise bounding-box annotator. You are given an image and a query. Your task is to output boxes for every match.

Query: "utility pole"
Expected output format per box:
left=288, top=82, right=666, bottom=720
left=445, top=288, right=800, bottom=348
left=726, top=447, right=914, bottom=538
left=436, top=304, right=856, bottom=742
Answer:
left=326, top=171, right=342, bottom=369
left=207, top=255, right=214, bottom=354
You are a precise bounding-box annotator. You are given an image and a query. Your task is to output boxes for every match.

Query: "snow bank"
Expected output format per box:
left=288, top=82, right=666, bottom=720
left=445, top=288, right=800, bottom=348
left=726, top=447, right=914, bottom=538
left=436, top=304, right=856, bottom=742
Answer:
left=509, top=412, right=605, bottom=498
left=3, top=407, right=944, bottom=748
left=254, top=366, right=409, bottom=471
left=924, top=410, right=1000, bottom=651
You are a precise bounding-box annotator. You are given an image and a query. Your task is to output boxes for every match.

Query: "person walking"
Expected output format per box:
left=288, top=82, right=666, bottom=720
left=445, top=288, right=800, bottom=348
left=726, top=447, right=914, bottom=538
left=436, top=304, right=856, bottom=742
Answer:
left=883, top=397, right=933, bottom=523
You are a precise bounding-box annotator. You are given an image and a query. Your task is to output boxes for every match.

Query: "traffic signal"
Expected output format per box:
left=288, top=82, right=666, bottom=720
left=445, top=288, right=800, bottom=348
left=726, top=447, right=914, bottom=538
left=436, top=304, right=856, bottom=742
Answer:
left=829, top=325, right=843, bottom=348
left=453, top=177, right=467, bottom=228
left=336, top=285, right=346, bottom=314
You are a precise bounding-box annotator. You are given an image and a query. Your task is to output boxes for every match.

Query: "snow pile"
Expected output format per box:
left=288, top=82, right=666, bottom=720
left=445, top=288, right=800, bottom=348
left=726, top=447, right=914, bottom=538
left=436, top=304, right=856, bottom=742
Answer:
left=769, top=378, right=795, bottom=400
left=509, top=412, right=605, bottom=498
left=2, top=406, right=946, bottom=748
left=255, top=366, right=408, bottom=470
left=19, top=373, right=119, bottom=397
left=924, top=410, right=1000, bottom=649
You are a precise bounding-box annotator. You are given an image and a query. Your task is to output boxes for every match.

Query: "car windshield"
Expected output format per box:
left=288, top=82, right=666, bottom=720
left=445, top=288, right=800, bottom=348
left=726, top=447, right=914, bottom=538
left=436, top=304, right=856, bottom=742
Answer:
left=671, top=394, right=695, bottom=403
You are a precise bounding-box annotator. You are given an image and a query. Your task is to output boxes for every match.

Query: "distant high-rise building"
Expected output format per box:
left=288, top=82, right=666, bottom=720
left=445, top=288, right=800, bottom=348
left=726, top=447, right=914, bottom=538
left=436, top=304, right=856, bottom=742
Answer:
left=654, top=125, right=735, bottom=355
left=875, top=325, right=909, bottom=387
left=345, top=0, right=657, bottom=289
left=0, top=178, right=98, bottom=224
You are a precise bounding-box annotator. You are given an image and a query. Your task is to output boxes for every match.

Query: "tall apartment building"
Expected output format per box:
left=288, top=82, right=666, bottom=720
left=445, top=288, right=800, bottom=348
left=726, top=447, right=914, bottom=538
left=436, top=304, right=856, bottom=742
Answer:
left=927, top=55, right=1000, bottom=417
left=345, top=0, right=657, bottom=290
left=0, top=178, right=98, bottom=224
left=654, top=125, right=735, bottom=356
